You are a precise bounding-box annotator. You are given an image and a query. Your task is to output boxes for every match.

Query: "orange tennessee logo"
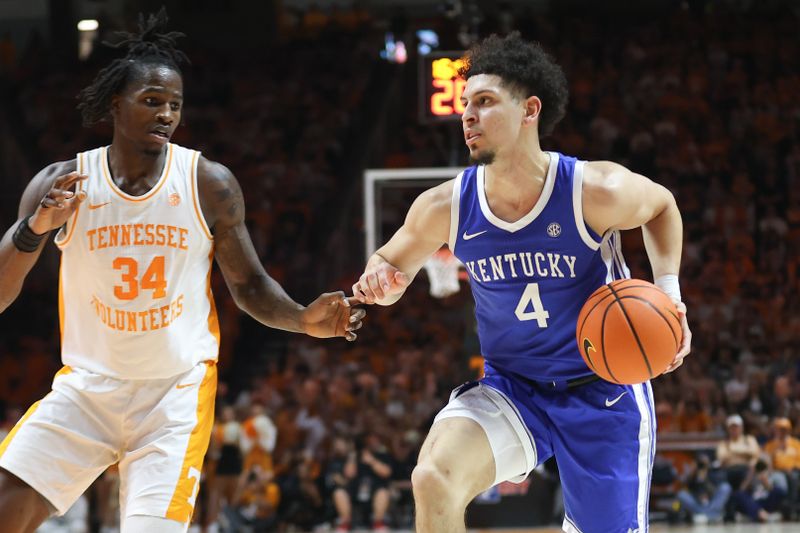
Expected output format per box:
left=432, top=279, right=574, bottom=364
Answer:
left=88, top=201, right=111, bottom=210
left=168, top=193, right=181, bottom=206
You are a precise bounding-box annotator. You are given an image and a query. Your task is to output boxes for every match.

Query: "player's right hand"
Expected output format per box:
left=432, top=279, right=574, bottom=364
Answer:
left=352, top=259, right=410, bottom=304
left=29, top=172, right=88, bottom=234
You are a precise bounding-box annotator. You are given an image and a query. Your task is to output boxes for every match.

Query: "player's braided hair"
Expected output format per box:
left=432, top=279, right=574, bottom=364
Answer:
left=458, top=32, right=568, bottom=137
left=77, top=8, right=188, bottom=126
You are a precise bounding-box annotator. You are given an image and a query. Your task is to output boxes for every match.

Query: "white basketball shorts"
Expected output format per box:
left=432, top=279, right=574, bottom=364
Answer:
left=0, top=361, right=217, bottom=523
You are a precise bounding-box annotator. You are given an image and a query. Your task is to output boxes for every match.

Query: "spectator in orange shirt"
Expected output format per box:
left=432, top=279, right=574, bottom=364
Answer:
left=763, top=417, right=800, bottom=510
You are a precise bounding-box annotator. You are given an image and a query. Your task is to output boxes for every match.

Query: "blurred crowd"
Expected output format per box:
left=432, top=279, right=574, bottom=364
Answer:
left=1, top=0, right=800, bottom=531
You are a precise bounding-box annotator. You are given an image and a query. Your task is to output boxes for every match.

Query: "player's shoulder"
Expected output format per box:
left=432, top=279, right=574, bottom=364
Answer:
left=412, top=176, right=457, bottom=218
left=583, top=160, right=630, bottom=185
left=581, top=160, right=634, bottom=203
left=29, top=159, right=78, bottom=191
left=196, top=155, right=233, bottom=181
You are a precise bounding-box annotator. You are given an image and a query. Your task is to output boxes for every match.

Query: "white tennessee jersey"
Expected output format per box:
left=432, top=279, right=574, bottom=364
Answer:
left=55, top=143, right=219, bottom=379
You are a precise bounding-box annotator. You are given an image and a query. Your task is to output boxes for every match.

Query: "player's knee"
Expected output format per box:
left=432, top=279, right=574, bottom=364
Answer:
left=411, top=462, right=456, bottom=503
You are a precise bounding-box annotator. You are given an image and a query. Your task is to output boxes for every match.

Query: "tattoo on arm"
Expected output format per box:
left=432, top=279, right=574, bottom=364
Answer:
left=197, top=157, right=303, bottom=331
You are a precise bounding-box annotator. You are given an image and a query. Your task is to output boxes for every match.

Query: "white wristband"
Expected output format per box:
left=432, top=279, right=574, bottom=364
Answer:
left=655, top=274, right=681, bottom=302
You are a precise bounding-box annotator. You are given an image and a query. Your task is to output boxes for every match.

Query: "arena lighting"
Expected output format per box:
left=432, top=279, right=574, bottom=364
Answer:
left=77, top=19, right=99, bottom=32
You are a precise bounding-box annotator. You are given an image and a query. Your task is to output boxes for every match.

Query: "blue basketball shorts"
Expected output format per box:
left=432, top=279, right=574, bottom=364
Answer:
left=435, top=366, right=656, bottom=533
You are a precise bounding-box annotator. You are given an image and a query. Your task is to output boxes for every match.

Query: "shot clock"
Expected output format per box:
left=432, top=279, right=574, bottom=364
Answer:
left=419, top=51, right=466, bottom=123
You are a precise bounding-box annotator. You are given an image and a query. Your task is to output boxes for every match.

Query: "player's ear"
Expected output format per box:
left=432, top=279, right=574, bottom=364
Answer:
left=522, top=95, right=541, bottom=126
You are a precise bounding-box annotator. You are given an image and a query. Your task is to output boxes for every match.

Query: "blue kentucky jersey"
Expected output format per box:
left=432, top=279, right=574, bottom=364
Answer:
left=451, top=152, right=630, bottom=381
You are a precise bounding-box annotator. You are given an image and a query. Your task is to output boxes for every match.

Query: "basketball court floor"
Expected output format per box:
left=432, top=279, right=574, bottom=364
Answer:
left=354, top=526, right=797, bottom=533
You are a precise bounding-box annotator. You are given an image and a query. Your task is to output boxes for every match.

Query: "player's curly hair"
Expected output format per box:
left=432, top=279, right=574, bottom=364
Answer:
left=77, top=7, right=189, bottom=126
left=458, top=32, right=568, bottom=137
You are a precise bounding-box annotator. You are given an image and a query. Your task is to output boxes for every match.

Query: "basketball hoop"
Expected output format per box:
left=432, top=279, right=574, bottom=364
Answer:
left=424, top=248, right=462, bottom=298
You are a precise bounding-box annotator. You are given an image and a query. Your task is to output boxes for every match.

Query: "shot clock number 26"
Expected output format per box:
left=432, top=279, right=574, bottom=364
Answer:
left=419, top=52, right=466, bottom=123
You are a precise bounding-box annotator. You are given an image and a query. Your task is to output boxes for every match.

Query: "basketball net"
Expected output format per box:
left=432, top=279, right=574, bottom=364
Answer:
left=424, top=248, right=462, bottom=298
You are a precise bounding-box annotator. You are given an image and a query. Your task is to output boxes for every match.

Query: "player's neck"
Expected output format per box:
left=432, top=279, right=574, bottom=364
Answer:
left=484, top=145, right=549, bottom=190
left=108, top=137, right=168, bottom=184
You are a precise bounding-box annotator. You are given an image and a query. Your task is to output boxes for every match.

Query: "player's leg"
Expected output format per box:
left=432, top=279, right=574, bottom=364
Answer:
left=412, top=381, right=542, bottom=533
left=119, top=362, right=216, bottom=527
left=412, top=417, right=494, bottom=532
left=0, top=469, right=53, bottom=533
left=553, top=380, right=656, bottom=533
left=121, top=514, right=188, bottom=533
left=0, top=367, right=120, bottom=531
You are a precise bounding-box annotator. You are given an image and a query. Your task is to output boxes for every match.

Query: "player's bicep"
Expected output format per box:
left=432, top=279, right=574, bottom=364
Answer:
left=197, top=158, right=264, bottom=289
left=585, top=164, right=673, bottom=233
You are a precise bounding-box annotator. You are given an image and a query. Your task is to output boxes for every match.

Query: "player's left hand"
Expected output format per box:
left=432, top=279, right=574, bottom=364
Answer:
left=301, top=291, right=365, bottom=342
left=664, top=301, right=691, bottom=373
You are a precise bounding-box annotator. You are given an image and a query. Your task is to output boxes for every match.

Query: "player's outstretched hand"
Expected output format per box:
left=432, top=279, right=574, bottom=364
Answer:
left=664, top=301, right=691, bottom=373
left=29, top=172, right=88, bottom=234
left=352, top=261, right=410, bottom=305
left=301, top=291, right=366, bottom=342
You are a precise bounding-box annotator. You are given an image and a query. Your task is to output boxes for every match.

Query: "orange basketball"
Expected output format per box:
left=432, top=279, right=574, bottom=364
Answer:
left=576, top=279, right=681, bottom=385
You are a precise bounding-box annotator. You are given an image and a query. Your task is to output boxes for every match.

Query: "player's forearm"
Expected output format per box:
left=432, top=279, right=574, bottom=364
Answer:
left=229, top=273, right=306, bottom=332
left=642, top=195, right=682, bottom=280
left=0, top=223, right=49, bottom=313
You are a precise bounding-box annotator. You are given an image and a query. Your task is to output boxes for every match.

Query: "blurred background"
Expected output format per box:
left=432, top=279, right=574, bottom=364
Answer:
left=1, top=0, right=799, bottom=531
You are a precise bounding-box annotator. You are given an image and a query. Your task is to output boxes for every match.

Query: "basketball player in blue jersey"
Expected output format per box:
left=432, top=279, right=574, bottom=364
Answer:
left=0, top=10, right=365, bottom=533
left=353, top=32, right=691, bottom=533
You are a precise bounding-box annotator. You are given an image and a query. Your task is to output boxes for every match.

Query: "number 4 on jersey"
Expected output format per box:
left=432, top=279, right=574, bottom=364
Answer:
left=515, top=282, right=549, bottom=327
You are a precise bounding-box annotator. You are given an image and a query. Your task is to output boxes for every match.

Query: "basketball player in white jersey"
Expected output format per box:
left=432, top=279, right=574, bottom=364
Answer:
left=0, top=11, right=365, bottom=533
left=353, top=33, right=691, bottom=532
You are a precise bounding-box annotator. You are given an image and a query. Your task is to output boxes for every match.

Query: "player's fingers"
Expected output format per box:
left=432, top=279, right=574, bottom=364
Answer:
left=377, top=269, right=393, bottom=293
left=350, top=284, right=368, bottom=304
left=40, top=193, right=67, bottom=209
left=348, top=307, right=366, bottom=321
left=366, top=273, right=385, bottom=300
left=677, top=327, right=692, bottom=358
left=318, top=290, right=346, bottom=305
left=354, top=278, right=374, bottom=304
left=345, top=331, right=357, bottom=342
left=57, top=172, right=88, bottom=189
left=346, top=321, right=363, bottom=333
left=49, top=188, right=77, bottom=202
left=52, top=171, right=79, bottom=187
left=344, top=295, right=366, bottom=307
left=664, top=357, right=685, bottom=373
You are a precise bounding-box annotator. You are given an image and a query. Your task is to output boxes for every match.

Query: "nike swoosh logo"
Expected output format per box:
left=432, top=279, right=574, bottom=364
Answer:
left=88, top=202, right=110, bottom=210
left=463, top=230, right=488, bottom=241
left=176, top=382, right=198, bottom=390
left=583, top=338, right=595, bottom=357
left=605, top=391, right=628, bottom=407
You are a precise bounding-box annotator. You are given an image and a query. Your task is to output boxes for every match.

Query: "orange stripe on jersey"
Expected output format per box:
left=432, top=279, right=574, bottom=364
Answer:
left=55, top=152, right=85, bottom=248
left=101, top=144, right=173, bottom=202
left=58, top=257, right=65, bottom=345
left=165, top=362, right=217, bottom=523
left=190, top=151, right=213, bottom=241
left=205, top=246, right=220, bottom=346
left=0, top=397, right=45, bottom=459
